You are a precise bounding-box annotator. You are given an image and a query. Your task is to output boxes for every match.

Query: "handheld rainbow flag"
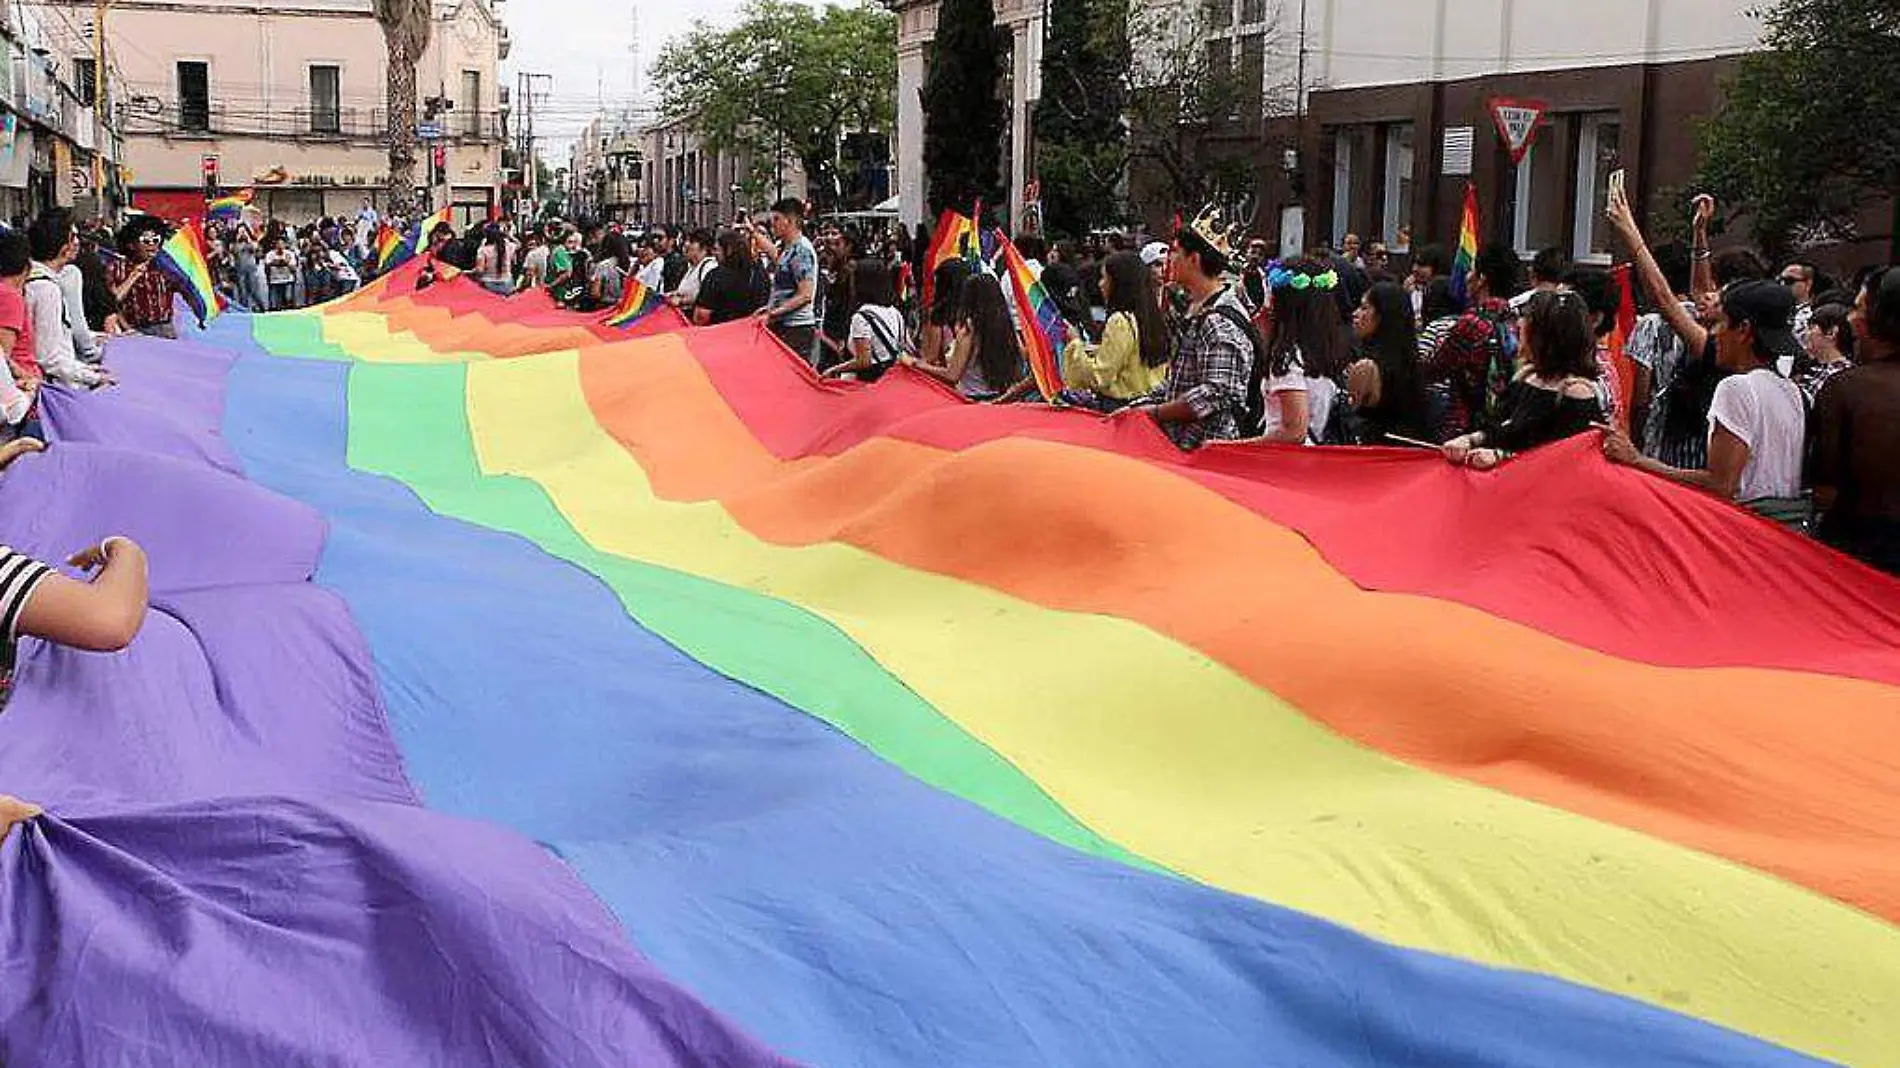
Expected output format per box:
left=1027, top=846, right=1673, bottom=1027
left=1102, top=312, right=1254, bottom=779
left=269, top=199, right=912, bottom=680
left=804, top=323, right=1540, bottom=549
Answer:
left=378, top=208, right=456, bottom=272
left=407, top=206, right=455, bottom=258
left=151, top=219, right=226, bottom=326
left=374, top=224, right=408, bottom=272
left=1450, top=183, right=1480, bottom=302
left=601, top=277, right=662, bottom=329
left=207, top=189, right=254, bottom=222
left=994, top=230, right=1066, bottom=400
left=922, top=207, right=979, bottom=306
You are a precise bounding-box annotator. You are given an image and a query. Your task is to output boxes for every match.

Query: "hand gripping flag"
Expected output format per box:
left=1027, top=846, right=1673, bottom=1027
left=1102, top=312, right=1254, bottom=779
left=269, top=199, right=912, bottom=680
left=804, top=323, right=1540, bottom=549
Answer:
left=152, top=219, right=227, bottom=326
left=994, top=229, right=1066, bottom=401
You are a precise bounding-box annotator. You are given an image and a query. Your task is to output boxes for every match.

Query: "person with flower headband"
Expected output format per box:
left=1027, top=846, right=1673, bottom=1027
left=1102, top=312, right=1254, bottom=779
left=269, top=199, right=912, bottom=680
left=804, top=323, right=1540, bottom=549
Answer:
left=1250, top=258, right=1350, bottom=444
left=1111, top=210, right=1256, bottom=448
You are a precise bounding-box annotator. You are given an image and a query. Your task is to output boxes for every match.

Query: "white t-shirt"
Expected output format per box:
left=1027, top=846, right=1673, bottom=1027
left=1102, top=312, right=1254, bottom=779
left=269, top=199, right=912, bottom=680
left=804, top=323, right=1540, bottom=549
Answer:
left=676, top=257, right=716, bottom=305
left=1707, top=368, right=1805, bottom=501
left=1259, top=349, right=1311, bottom=442
left=847, top=304, right=906, bottom=369
left=1305, top=375, right=1339, bottom=443
left=636, top=256, right=666, bottom=292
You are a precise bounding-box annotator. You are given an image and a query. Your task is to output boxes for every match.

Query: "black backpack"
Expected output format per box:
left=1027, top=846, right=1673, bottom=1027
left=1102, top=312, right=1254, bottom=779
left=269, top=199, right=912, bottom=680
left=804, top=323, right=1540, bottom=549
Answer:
left=1203, top=303, right=1273, bottom=436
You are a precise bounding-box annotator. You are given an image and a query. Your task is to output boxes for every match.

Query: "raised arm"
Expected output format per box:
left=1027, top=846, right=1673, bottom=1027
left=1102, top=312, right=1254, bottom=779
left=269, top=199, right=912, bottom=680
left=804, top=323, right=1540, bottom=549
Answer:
left=1607, top=187, right=1708, bottom=354
left=1690, top=194, right=1717, bottom=301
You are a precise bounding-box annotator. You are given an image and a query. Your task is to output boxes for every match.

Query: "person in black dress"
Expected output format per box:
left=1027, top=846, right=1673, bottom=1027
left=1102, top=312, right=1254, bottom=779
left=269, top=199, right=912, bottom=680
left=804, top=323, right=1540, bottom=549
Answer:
left=1442, top=289, right=1605, bottom=470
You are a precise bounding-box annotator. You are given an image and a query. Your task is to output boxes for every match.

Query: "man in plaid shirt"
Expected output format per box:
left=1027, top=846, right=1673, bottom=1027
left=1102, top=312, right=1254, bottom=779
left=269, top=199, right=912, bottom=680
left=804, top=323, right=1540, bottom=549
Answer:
left=1116, top=224, right=1255, bottom=449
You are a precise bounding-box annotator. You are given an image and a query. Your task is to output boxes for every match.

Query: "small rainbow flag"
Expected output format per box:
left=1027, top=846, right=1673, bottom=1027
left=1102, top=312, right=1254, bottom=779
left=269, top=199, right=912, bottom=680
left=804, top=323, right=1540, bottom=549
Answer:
left=601, top=278, right=662, bottom=329
left=923, top=207, right=979, bottom=307
left=1450, top=183, right=1480, bottom=303
left=378, top=208, right=455, bottom=272
left=152, top=219, right=226, bottom=326
left=994, top=230, right=1065, bottom=401
left=408, top=207, right=454, bottom=258
left=374, top=224, right=408, bottom=271
left=207, top=189, right=254, bottom=222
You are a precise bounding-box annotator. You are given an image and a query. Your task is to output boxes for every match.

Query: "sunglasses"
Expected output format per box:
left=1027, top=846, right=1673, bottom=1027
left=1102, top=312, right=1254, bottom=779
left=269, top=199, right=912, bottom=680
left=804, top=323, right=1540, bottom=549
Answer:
left=1778, top=275, right=1805, bottom=286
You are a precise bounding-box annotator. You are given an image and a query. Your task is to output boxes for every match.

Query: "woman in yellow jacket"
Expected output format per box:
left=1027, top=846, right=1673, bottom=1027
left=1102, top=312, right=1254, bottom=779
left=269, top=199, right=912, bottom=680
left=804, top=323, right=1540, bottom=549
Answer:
left=1061, top=250, right=1170, bottom=409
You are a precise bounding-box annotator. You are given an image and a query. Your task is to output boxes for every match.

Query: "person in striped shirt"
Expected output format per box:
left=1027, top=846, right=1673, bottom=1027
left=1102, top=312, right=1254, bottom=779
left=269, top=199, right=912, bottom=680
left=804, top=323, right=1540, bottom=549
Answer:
left=0, top=513, right=149, bottom=843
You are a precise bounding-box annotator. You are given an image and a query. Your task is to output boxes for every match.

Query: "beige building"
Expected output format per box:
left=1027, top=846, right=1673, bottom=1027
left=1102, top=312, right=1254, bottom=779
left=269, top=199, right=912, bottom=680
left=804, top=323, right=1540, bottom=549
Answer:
left=639, top=112, right=809, bottom=229
left=48, top=0, right=510, bottom=226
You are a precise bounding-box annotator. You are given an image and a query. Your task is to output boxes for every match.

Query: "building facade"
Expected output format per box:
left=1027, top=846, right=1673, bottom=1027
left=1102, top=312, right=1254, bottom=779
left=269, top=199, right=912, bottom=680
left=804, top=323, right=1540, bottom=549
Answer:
left=893, top=0, right=1773, bottom=260
left=64, top=0, right=510, bottom=227
left=892, top=0, right=1042, bottom=231
left=635, top=112, right=809, bottom=229
left=0, top=3, right=126, bottom=223
left=1289, top=0, right=1764, bottom=264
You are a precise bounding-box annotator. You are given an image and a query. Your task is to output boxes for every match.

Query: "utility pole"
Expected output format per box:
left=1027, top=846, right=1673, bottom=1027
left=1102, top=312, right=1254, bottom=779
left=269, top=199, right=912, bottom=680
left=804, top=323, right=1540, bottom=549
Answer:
left=93, top=0, right=111, bottom=217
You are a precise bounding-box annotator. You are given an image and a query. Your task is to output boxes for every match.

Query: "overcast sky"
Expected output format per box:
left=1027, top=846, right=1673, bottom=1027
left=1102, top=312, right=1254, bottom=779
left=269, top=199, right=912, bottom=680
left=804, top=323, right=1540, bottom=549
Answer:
left=504, top=0, right=822, bottom=159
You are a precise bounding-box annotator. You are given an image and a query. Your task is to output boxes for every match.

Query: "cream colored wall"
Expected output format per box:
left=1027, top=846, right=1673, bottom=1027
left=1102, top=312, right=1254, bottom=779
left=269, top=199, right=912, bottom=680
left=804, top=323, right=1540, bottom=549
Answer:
left=104, top=0, right=501, bottom=205
left=1313, top=0, right=1764, bottom=89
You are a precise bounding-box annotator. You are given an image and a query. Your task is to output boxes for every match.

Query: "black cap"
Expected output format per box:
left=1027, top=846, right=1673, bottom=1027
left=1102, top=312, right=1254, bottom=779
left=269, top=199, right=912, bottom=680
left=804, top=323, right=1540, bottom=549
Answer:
left=1722, top=280, right=1804, bottom=365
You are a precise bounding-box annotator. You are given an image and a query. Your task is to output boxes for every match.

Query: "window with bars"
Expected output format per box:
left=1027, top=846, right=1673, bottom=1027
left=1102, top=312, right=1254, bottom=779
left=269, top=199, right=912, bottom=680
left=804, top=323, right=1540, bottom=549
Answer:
left=177, top=61, right=209, bottom=132
left=310, top=65, right=340, bottom=134
left=72, top=57, right=96, bottom=105
left=462, top=71, right=482, bottom=135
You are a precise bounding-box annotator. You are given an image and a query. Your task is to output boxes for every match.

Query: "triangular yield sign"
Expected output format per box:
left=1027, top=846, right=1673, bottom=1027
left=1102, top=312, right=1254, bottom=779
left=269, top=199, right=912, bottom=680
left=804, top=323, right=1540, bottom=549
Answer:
left=1489, top=98, right=1548, bottom=166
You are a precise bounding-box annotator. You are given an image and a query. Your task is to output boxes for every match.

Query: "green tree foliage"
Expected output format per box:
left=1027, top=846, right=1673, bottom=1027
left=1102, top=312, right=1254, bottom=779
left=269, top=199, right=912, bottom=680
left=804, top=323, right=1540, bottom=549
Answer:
left=1695, top=0, right=1900, bottom=258
left=1034, top=0, right=1131, bottom=238
left=922, top=0, right=1006, bottom=217
left=652, top=0, right=896, bottom=212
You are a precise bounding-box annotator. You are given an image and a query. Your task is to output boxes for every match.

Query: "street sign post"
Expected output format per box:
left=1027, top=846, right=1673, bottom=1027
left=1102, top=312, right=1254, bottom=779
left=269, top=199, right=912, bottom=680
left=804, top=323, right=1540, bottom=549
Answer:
left=1488, top=98, right=1548, bottom=166
left=418, top=123, right=442, bottom=141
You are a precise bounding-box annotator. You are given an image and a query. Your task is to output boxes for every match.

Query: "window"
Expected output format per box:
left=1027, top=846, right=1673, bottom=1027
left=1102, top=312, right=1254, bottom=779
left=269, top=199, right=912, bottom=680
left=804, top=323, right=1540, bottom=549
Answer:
left=1572, top=113, right=1622, bottom=261
left=1239, top=0, right=1267, bottom=23
left=1206, top=0, right=1232, bottom=30
left=1206, top=38, right=1232, bottom=90
left=309, top=65, right=340, bottom=134
left=72, top=57, right=96, bottom=105
left=177, top=60, right=209, bottom=132
left=461, top=70, right=481, bottom=136
left=1237, top=34, right=1264, bottom=114
left=1331, top=126, right=1373, bottom=245
left=1382, top=123, right=1414, bottom=249
left=1506, top=132, right=1568, bottom=257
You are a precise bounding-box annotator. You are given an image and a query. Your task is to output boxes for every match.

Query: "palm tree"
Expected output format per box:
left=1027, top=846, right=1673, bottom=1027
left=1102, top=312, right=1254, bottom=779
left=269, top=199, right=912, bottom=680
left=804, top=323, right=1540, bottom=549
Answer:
left=374, top=0, right=434, bottom=212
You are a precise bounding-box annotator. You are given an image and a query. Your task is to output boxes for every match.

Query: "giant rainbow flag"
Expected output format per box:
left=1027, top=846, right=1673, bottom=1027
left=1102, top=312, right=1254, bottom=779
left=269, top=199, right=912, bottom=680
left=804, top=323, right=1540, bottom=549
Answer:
left=5, top=257, right=1897, bottom=1066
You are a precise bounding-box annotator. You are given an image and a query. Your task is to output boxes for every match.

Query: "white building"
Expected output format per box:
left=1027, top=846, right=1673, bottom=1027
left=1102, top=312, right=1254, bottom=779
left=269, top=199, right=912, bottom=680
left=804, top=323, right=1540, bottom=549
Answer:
left=892, top=0, right=1769, bottom=256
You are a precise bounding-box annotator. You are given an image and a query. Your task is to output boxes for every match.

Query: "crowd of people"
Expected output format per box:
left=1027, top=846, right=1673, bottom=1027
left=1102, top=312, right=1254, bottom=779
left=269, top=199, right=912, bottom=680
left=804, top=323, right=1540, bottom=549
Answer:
left=448, top=191, right=1895, bottom=577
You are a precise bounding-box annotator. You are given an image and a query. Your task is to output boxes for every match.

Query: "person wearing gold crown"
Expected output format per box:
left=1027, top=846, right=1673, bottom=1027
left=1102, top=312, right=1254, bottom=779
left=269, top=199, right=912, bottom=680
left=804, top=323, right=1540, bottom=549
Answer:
left=1113, top=208, right=1258, bottom=448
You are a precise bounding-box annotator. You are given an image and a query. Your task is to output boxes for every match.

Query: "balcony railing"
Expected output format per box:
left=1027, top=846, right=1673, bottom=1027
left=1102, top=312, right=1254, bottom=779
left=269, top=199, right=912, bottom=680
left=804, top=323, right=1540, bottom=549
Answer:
left=122, top=103, right=506, bottom=143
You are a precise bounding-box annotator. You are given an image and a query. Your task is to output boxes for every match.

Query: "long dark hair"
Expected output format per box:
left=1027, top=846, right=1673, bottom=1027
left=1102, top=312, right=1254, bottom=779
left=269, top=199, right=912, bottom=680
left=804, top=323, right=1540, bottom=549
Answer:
left=1359, top=282, right=1426, bottom=424
left=1520, top=290, right=1599, bottom=380
left=1102, top=250, right=1169, bottom=368
left=852, top=256, right=894, bottom=307
left=716, top=228, right=754, bottom=274
left=600, top=231, right=632, bottom=274
left=1265, top=258, right=1349, bottom=379
left=930, top=258, right=970, bottom=327
left=959, top=273, right=1022, bottom=391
